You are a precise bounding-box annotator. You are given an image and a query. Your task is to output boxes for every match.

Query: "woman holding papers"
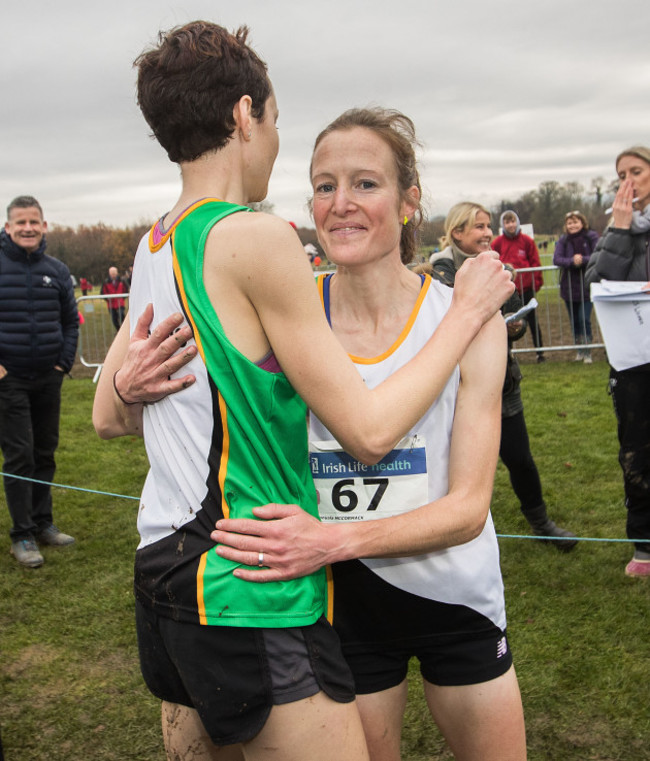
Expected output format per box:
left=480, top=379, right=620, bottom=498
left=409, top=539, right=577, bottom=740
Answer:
left=430, top=202, right=577, bottom=551
left=586, top=145, right=650, bottom=578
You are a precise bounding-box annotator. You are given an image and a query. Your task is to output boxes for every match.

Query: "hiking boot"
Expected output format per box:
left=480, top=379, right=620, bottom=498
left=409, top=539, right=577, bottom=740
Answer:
left=531, top=520, right=578, bottom=552
left=522, top=503, right=578, bottom=552
left=11, top=538, right=44, bottom=568
left=36, top=525, right=75, bottom=547
left=625, top=558, right=650, bottom=577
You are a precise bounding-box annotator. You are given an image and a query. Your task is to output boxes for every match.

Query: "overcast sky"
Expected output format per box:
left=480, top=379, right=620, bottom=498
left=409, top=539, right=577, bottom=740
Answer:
left=2, top=0, right=649, bottom=229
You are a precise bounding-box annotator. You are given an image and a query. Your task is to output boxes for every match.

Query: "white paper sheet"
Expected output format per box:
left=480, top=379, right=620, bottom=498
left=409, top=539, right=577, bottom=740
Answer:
left=591, top=281, right=650, bottom=370
left=504, top=298, right=538, bottom=324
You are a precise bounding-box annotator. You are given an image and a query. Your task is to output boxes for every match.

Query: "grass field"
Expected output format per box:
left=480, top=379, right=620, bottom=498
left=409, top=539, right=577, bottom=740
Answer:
left=0, top=360, right=648, bottom=760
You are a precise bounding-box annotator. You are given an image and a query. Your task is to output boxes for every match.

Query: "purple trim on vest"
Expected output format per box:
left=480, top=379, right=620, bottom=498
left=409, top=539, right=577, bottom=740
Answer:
left=151, top=220, right=165, bottom=248
left=256, top=350, right=283, bottom=374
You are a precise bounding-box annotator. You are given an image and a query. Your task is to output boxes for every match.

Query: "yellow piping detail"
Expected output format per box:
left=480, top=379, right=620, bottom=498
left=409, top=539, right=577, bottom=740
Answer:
left=350, top=275, right=432, bottom=364
left=325, top=565, right=334, bottom=624
left=197, top=552, right=208, bottom=625
left=149, top=198, right=225, bottom=252
left=217, top=392, right=231, bottom=520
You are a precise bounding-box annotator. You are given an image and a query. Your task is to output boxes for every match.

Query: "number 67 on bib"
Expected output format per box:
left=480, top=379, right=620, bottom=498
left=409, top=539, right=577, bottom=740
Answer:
left=309, top=436, right=429, bottom=523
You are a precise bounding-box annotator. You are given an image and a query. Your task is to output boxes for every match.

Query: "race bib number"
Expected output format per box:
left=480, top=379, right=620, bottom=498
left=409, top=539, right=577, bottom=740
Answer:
left=309, top=436, right=429, bottom=522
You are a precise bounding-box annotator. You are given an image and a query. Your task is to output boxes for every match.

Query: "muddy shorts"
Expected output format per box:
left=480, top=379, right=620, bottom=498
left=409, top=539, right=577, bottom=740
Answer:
left=135, top=601, right=355, bottom=746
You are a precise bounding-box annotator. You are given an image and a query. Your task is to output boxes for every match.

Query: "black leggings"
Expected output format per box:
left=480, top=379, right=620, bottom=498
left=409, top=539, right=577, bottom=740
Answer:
left=522, top=289, right=543, bottom=352
left=609, top=367, right=650, bottom=554
left=499, top=410, right=543, bottom=513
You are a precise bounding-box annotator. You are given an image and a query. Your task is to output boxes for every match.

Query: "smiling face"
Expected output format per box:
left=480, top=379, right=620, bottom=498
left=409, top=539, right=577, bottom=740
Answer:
left=503, top=217, right=518, bottom=235
left=565, top=215, right=584, bottom=234
left=452, top=211, right=493, bottom=256
left=616, top=154, right=650, bottom=208
left=310, top=127, right=417, bottom=268
left=5, top=206, right=47, bottom=254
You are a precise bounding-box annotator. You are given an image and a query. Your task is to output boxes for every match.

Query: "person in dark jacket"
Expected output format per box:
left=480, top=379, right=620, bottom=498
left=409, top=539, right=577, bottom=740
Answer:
left=429, top=201, right=577, bottom=551
left=553, top=211, right=599, bottom=363
left=585, top=145, right=650, bottom=578
left=0, top=196, right=79, bottom=568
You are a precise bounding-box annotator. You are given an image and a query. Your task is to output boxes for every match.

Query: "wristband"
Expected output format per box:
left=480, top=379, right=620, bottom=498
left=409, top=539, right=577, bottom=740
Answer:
left=113, top=370, right=137, bottom=406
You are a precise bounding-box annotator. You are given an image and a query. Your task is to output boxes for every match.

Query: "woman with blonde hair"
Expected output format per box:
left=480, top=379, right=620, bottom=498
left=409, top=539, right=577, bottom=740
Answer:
left=430, top=202, right=577, bottom=551
left=211, top=111, right=526, bottom=761
left=586, top=145, right=650, bottom=577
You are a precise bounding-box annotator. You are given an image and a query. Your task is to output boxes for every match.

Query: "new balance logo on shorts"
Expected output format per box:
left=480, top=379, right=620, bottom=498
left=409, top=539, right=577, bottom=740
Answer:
left=496, top=636, right=508, bottom=659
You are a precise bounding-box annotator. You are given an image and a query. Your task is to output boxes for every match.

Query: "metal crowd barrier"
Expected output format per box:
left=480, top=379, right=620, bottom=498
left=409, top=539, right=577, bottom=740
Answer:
left=77, top=293, right=129, bottom=382
left=508, top=265, right=604, bottom=358
left=76, top=265, right=604, bottom=380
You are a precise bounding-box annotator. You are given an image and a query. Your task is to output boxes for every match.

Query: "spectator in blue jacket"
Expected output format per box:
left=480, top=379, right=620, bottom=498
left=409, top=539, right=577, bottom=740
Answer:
left=0, top=196, right=79, bottom=568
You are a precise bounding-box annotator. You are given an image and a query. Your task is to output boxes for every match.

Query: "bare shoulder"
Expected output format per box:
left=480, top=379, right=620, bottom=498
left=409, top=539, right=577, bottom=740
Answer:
left=200, top=212, right=309, bottom=359
left=209, top=212, right=313, bottom=299
left=208, top=211, right=301, bottom=258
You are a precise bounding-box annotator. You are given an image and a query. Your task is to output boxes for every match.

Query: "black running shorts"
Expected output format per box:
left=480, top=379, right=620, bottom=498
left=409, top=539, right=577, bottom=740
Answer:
left=135, top=601, right=355, bottom=746
left=332, top=559, right=513, bottom=692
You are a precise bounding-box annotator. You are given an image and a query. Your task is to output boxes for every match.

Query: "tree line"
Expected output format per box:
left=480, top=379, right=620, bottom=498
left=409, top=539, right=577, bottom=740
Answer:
left=47, top=177, right=616, bottom=279
left=47, top=222, right=151, bottom=288
left=47, top=216, right=323, bottom=282
left=420, top=177, right=616, bottom=250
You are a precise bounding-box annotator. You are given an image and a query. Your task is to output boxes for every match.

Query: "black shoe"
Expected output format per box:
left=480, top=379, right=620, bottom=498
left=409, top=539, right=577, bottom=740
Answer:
left=537, top=354, right=546, bottom=363
left=532, top=521, right=577, bottom=552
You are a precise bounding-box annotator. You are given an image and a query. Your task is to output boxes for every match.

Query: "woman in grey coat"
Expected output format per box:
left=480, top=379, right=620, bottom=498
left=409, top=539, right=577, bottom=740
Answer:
left=585, top=145, right=650, bottom=577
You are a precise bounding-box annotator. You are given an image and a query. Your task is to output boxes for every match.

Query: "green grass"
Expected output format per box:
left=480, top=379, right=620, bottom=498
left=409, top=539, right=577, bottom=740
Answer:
left=492, top=362, right=650, bottom=760
left=0, top=379, right=159, bottom=760
left=1, top=362, right=648, bottom=760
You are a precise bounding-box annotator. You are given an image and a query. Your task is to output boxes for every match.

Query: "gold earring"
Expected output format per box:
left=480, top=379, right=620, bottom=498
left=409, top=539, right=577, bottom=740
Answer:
left=403, top=216, right=408, bottom=226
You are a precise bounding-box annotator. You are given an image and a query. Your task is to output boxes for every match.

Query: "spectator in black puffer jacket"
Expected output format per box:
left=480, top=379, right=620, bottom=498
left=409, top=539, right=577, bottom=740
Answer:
left=585, top=145, right=650, bottom=578
left=0, top=195, right=79, bottom=568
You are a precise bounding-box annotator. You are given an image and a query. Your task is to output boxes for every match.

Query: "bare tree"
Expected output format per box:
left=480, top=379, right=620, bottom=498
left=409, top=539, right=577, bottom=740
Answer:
left=590, top=176, right=607, bottom=208
left=248, top=200, right=275, bottom=214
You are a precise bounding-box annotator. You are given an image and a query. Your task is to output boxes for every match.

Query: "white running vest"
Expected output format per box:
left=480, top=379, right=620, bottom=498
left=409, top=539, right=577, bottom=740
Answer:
left=310, top=275, right=506, bottom=630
